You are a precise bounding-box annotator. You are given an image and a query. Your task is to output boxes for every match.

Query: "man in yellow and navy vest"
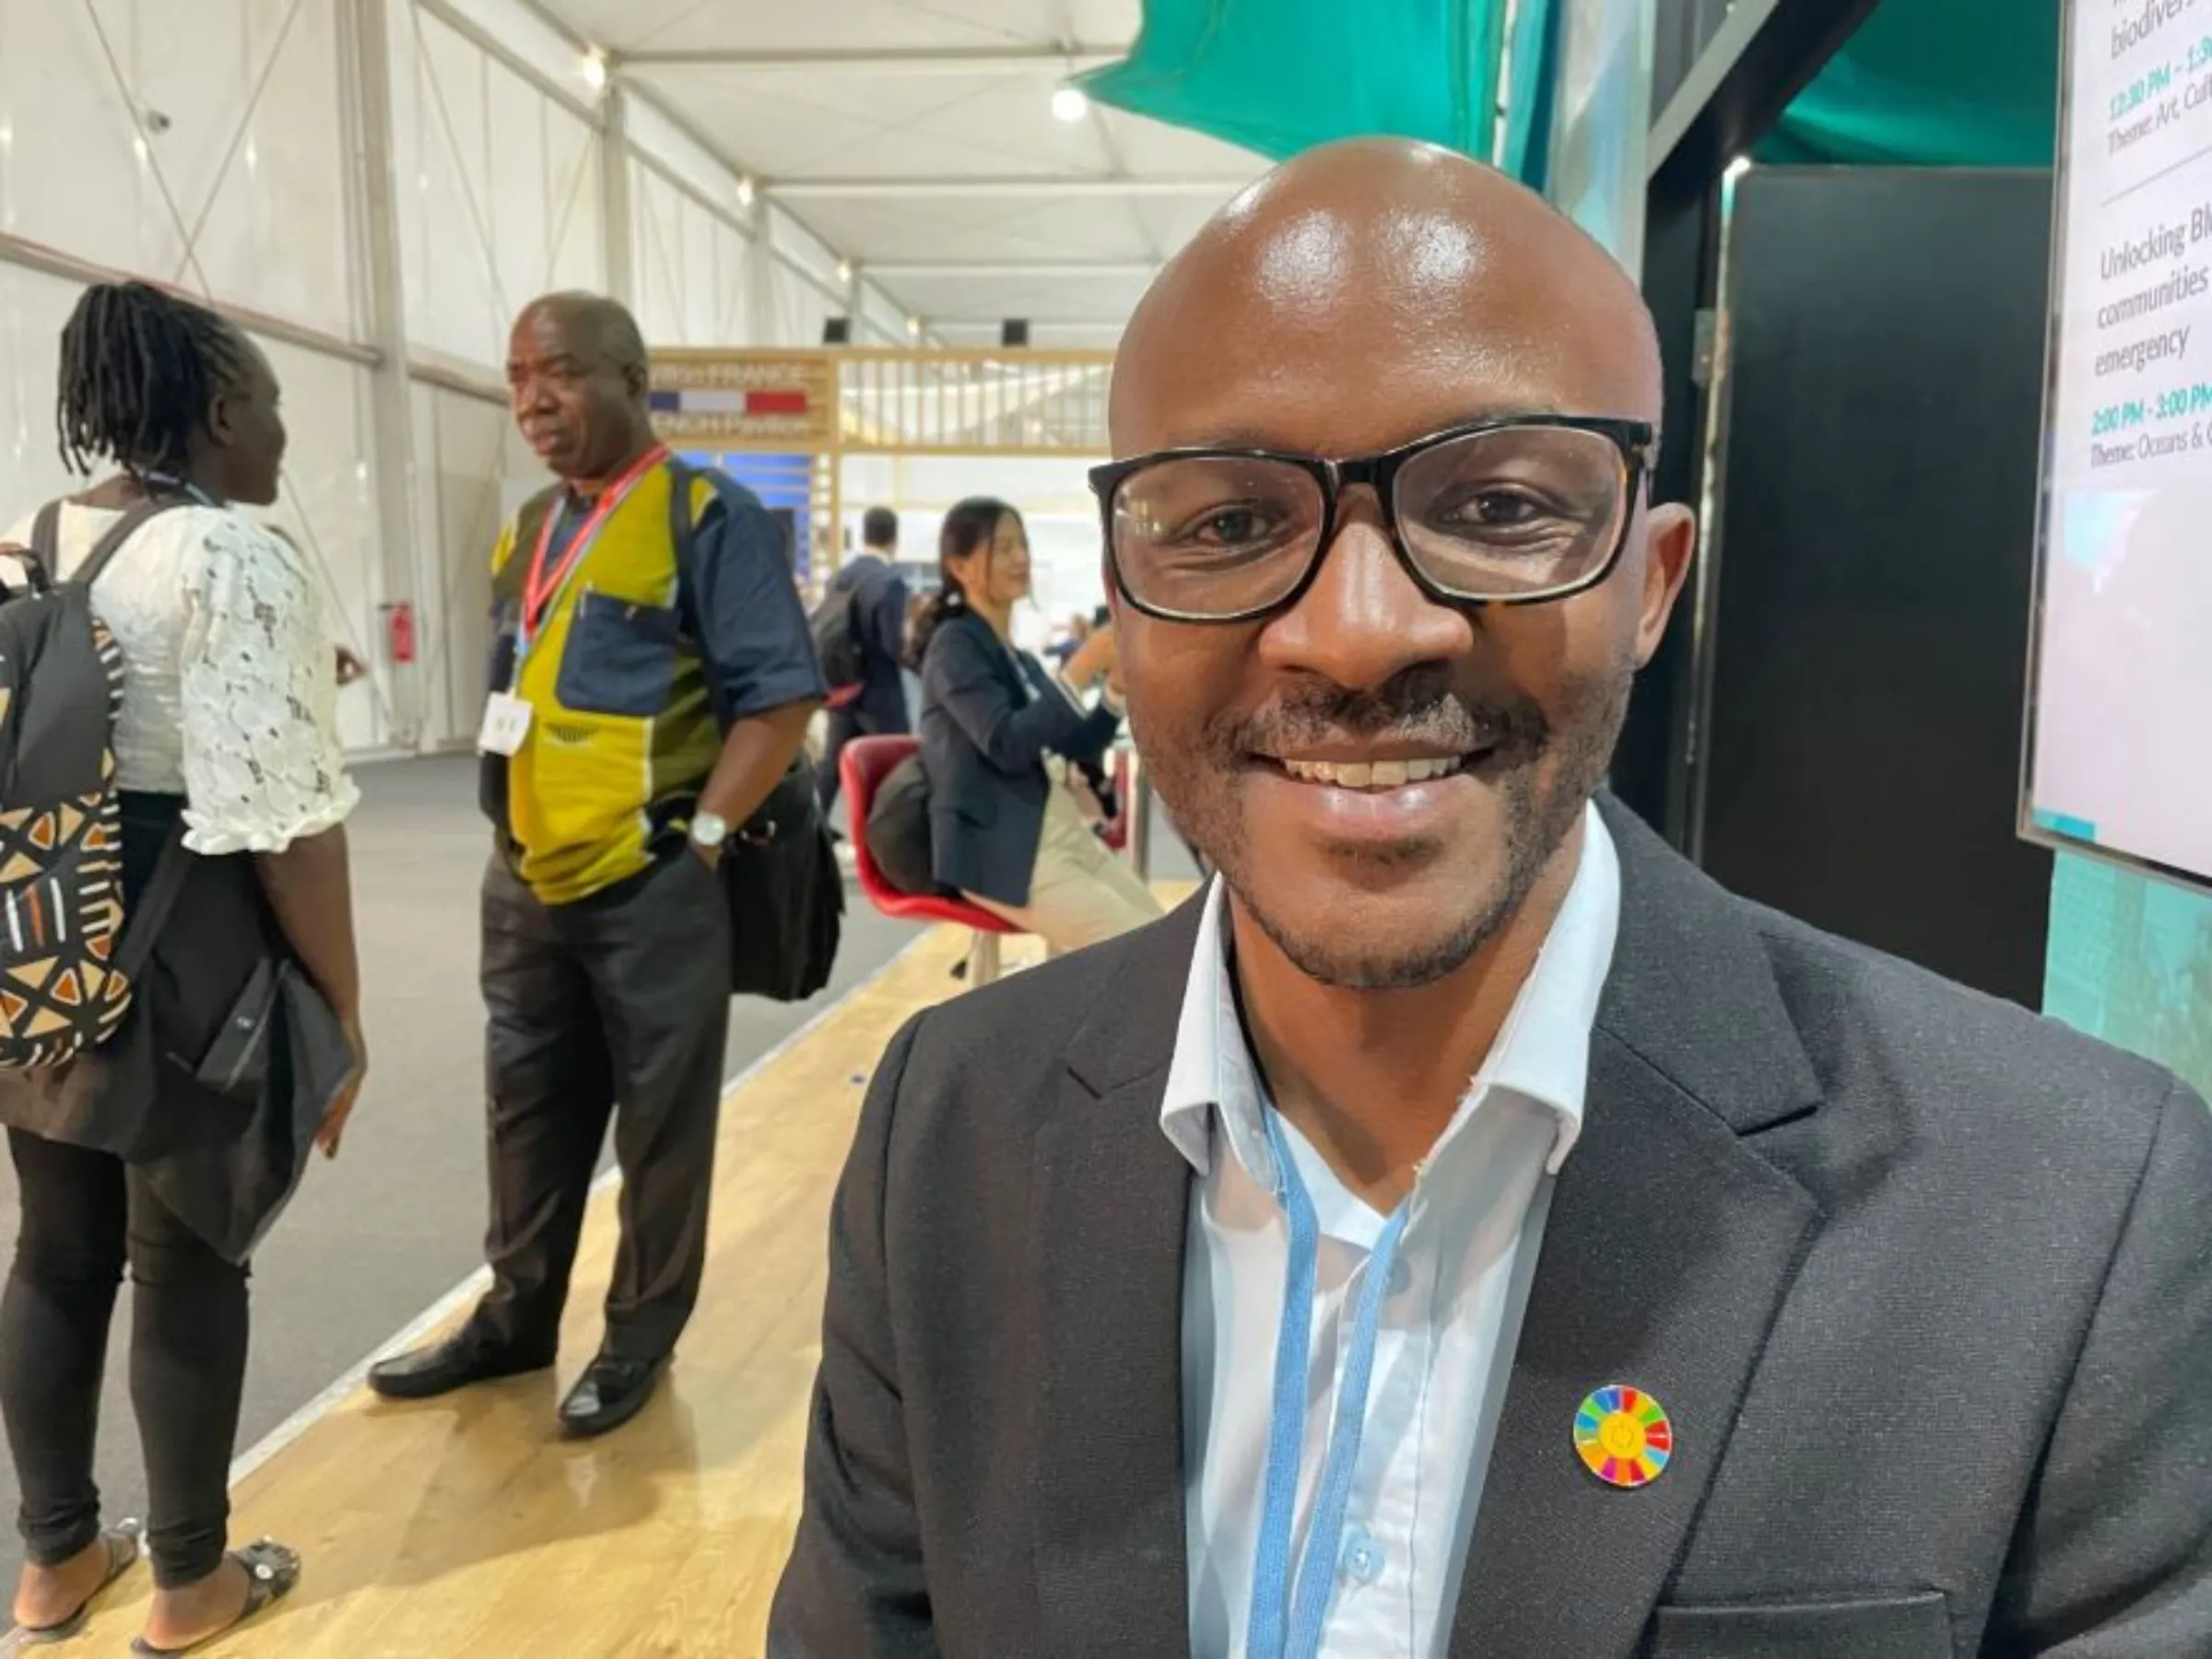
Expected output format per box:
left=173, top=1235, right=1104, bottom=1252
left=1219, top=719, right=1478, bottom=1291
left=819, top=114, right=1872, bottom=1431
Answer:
left=368, top=293, right=823, bottom=1439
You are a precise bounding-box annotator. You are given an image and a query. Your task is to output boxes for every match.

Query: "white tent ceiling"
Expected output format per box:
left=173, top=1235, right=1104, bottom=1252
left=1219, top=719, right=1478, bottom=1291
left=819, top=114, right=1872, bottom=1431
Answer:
left=530, top=0, right=1267, bottom=345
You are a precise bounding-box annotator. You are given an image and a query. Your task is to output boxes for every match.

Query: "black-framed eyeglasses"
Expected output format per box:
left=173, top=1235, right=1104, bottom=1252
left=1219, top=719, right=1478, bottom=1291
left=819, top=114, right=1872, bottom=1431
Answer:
left=1088, top=415, right=1658, bottom=625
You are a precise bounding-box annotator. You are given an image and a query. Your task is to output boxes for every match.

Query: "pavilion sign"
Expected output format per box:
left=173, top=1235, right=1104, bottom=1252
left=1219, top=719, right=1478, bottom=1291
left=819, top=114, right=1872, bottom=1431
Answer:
left=647, top=352, right=837, bottom=449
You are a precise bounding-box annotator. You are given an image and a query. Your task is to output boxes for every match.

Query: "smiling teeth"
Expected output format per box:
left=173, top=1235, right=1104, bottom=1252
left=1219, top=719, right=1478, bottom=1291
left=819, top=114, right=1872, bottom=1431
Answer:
left=1283, top=756, right=1464, bottom=788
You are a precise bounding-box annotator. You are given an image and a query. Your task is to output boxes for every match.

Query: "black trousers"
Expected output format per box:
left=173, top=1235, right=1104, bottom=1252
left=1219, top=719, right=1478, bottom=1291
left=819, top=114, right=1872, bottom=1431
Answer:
left=468, top=852, right=732, bottom=1365
left=0, top=1131, right=247, bottom=1589
left=0, top=791, right=248, bottom=1590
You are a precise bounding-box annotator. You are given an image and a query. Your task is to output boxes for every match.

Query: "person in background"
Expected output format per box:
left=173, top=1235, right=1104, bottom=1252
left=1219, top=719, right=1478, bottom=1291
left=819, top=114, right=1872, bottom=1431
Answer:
left=900, top=588, right=931, bottom=730
left=1044, top=609, right=1093, bottom=667
left=366, top=292, right=823, bottom=1439
left=1049, top=606, right=1125, bottom=833
left=0, top=283, right=362, bottom=1654
left=817, top=505, right=912, bottom=832
left=912, top=498, right=1161, bottom=955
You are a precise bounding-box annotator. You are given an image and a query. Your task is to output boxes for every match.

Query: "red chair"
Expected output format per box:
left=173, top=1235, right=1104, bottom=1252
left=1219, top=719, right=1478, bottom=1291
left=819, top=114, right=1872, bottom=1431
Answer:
left=1100, top=747, right=1133, bottom=853
left=840, top=735, right=1020, bottom=986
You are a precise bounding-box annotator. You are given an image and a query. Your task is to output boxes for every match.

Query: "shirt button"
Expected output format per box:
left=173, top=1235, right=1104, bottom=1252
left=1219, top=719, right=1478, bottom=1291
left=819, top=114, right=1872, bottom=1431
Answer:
left=1340, top=1528, right=1383, bottom=1585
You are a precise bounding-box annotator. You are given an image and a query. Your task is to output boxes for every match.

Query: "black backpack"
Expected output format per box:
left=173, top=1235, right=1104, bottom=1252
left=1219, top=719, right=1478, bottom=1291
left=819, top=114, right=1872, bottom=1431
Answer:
left=0, top=499, right=189, bottom=1069
left=809, top=576, right=866, bottom=693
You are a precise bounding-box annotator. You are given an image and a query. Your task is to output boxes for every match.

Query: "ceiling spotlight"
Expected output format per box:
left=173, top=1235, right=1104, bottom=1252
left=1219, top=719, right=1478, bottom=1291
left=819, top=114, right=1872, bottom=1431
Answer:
left=736, top=175, right=757, bottom=209
left=1052, top=86, right=1089, bottom=124
left=907, top=315, right=923, bottom=339
left=581, top=48, right=608, bottom=92
left=837, top=258, right=855, bottom=286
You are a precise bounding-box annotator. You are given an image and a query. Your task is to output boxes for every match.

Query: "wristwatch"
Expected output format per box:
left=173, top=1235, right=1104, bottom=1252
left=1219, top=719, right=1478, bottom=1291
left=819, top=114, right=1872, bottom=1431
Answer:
left=689, top=810, right=731, bottom=850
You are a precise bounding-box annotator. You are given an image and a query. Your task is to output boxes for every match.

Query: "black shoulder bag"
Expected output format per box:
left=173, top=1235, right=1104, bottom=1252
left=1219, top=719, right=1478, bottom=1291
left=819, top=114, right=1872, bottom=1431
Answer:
left=667, top=460, right=843, bottom=1002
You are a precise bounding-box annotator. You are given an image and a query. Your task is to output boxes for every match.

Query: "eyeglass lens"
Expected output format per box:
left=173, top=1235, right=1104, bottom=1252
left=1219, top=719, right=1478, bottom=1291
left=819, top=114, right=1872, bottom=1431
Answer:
left=1109, top=426, right=1630, bottom=618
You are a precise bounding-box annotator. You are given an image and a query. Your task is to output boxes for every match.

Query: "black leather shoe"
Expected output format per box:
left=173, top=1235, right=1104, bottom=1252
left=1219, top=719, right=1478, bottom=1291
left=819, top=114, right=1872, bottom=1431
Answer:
left=367, top=1331, right=553, bottom=1401
left=557, top=1353, right=666, bottom=1440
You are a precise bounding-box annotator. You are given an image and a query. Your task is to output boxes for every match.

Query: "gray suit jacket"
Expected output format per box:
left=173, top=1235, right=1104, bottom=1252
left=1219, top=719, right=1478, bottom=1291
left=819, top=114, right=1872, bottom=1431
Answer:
left=771, top=799, right=2212, bottom=1657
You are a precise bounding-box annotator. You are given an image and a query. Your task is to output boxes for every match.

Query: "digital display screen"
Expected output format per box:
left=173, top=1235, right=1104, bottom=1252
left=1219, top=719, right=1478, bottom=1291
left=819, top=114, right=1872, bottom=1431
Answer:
left=2025, top=0, right=2212, bottom=890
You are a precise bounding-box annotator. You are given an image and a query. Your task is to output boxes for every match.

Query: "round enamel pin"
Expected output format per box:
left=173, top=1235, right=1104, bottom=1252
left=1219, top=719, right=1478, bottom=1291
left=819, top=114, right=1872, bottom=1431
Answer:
left=1573, top=1384, right=1673, bottom=1489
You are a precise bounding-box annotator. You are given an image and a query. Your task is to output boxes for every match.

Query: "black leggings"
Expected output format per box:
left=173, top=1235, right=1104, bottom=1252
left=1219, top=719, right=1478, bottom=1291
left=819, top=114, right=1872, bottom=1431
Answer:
left=0, top=1130, right=247, bottom=1588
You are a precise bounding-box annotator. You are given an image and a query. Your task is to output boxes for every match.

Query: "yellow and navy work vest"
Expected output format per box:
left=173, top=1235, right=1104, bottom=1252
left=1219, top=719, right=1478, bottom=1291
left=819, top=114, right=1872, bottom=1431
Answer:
left=486, top=461, right=723, bottom=905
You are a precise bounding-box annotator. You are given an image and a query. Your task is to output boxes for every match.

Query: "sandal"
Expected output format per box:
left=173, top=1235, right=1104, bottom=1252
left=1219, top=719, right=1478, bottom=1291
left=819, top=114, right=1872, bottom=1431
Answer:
left=3, top=1520, right=143, bottom=1649
left=130, top=1540, right=300, bottom=1657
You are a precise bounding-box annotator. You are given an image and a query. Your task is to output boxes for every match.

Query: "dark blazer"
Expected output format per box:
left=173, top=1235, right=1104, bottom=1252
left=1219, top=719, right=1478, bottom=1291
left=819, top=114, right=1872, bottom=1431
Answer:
left=832, top=551, right=912, bottom=734
left=917, top=609, right=1118, bottom=907
left=771, top=797, right=2212, bottom=1658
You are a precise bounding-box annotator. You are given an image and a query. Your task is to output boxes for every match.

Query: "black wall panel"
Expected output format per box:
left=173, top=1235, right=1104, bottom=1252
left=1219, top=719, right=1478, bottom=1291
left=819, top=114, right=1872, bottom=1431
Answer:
left=1695, top=167, right=2054, bottom=1006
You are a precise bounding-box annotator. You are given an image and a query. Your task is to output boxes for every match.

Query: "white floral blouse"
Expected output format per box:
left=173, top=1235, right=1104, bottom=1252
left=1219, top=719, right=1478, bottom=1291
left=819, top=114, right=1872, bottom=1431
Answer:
left=1, top=502, right=359, bottom=855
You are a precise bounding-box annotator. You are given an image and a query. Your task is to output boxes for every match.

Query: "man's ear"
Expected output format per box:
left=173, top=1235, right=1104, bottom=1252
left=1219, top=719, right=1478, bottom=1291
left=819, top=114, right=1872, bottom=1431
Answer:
left=625, top=360, right=651, bottom=402
left=1634, top=502, right=1698, bottom=670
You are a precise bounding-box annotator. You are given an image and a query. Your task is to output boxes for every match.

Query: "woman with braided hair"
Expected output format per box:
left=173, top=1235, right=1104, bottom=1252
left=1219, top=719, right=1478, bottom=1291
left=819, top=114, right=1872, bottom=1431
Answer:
left=0, top=282, right=361, bottom=1653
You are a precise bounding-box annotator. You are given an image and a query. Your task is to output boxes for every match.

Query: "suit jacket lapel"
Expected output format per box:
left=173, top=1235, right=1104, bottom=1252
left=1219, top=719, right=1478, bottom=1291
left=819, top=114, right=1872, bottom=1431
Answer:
left=1452, top=801, right=1827, bottom=1658
left=1031, top=901, right=1203, bottom=1659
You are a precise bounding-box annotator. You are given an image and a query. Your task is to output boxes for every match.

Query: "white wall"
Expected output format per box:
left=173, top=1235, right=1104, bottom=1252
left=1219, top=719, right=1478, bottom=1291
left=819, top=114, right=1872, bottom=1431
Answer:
left=631, top=160, right=749, bottom=347
left=0, top=0, right=391, bottom=747
left=858, top=281, right=910, bottom=347
left=624, top=92, right=748, bottom=349
left=0, top=0, right=845, bottom=756
left=386, top=0, right=605, bottom=375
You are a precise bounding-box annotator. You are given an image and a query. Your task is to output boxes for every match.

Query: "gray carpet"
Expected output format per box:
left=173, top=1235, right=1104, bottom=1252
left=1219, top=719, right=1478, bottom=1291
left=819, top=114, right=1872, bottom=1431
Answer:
left=0, top=756, right=919, bottom=1578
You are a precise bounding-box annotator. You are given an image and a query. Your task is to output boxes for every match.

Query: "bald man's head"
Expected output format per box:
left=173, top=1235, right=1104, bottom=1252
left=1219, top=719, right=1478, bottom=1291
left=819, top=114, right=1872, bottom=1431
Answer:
left=1112, top=139, right=1661, bottom=455
left=1099, top=138, right=1695, bottom=993
left=508, top=291, right=656, bottom=486
left=524, top=291, right=649, bottom=379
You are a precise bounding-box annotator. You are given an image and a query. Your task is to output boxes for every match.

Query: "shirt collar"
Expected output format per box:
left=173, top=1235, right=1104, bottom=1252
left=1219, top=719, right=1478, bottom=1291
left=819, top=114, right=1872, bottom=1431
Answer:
left=1159, top=800, right=1623, bottom=1186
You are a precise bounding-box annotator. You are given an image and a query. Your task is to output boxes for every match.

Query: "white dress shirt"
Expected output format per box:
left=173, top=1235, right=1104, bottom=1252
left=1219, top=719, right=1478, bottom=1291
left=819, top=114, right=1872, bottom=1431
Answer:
left=1163, top=803, right=1621, bottom=1659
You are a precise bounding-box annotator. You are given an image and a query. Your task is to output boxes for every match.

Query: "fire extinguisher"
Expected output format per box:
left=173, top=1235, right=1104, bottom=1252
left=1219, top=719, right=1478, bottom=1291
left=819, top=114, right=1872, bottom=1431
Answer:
left=383, top=601, right=417, bottom=665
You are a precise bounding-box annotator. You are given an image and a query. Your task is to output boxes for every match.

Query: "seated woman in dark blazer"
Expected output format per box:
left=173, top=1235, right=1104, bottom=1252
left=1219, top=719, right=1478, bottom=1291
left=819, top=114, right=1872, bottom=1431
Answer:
left=915, top=498, right=1163, bottom=955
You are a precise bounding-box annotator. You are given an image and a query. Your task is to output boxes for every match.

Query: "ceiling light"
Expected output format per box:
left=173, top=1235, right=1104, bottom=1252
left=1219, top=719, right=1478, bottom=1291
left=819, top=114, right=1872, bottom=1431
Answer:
left=1052, top=86, right=1089, bottom=124
left=736, top=175, right=757, bottom=209
left=837, top=258, right=854, bottom=286
left=581, top=48, right=608, bottom=92
left=907, top=316, right=923, bottom=339
left=1724, top=155, right=1752, bottom=183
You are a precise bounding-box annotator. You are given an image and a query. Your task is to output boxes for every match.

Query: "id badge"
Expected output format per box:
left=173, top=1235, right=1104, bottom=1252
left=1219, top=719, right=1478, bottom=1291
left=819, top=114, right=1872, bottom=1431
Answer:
left=479, top=690, right=535, bottom=757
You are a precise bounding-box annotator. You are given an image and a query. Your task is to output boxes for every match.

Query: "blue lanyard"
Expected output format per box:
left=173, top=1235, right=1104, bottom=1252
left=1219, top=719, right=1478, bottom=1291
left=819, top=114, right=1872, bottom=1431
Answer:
left=1247, top=1108, right=1413, bottom=1659
left=139, top=470, right=215, bottom=508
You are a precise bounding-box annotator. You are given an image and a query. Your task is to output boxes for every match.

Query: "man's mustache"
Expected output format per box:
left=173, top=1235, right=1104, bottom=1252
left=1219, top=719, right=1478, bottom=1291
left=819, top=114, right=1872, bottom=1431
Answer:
left=1218, top=671, right=1551, bottom=758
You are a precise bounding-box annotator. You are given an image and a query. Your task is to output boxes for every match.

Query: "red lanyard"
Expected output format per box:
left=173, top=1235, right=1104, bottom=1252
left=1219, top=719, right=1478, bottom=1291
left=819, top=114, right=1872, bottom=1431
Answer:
left=520, top=444, right=668, bottom=646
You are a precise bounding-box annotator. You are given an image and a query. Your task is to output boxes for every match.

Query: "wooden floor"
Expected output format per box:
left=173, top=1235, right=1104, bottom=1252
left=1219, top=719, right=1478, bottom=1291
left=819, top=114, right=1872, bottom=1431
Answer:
left=65, top=921, right=1064, bottom=1659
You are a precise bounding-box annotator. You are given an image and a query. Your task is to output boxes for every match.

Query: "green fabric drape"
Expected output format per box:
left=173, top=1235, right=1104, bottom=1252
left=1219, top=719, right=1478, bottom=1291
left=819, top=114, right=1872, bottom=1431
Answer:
left=1080, top=0, right=1511, bottom=166
left=1081, top=0, right=2060, bottom=190
left=1763, top=0, right=2061, bottom=167
left=1497, top=0, right=1562, bottom=185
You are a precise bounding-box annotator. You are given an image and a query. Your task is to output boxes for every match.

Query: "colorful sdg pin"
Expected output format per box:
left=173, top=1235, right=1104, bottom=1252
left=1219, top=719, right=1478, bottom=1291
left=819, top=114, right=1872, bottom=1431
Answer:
left=1573, top=1384, right=1672, bottom=1489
